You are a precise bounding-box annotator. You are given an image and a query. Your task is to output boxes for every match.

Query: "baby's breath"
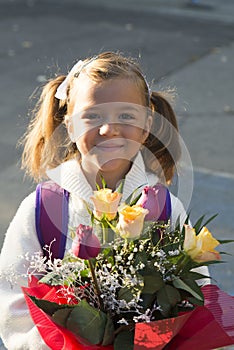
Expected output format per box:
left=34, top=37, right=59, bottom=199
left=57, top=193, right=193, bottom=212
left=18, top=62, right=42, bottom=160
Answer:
left=20, top=216, right=210, bottom=324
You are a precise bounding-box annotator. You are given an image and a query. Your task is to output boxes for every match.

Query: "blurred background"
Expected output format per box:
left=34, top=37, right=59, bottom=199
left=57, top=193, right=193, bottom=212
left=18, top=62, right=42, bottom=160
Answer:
left=0, top=0, right=233, bottom=301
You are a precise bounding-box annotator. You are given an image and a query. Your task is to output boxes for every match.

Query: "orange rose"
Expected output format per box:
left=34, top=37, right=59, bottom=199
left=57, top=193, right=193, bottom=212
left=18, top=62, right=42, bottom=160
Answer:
left=117, top=204, right=148, bottom=239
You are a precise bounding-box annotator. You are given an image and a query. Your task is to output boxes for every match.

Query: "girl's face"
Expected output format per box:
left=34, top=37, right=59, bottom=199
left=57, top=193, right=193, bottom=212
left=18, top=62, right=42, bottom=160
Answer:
left=68, top=75, right=152, bottom=184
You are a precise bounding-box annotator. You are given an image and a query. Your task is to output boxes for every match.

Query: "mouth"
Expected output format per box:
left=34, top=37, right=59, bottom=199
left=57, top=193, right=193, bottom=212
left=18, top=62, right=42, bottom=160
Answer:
left=96, top=145, right=124, bottom=152
left=95, top=142, right=124, bottom=152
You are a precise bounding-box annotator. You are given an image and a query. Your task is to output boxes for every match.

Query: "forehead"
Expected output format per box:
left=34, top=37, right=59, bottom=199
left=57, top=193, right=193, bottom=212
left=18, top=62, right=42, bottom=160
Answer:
left=70, top=75, right=145, bottom=114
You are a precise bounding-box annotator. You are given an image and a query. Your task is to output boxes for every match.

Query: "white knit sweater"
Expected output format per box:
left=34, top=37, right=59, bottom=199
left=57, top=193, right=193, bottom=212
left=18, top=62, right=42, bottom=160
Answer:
left=0, top=153, right=203, bottom=349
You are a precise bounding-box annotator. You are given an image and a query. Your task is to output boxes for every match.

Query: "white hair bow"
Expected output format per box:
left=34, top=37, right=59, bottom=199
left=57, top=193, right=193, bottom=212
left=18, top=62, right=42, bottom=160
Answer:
left=55, top=60, right=83, bottom=100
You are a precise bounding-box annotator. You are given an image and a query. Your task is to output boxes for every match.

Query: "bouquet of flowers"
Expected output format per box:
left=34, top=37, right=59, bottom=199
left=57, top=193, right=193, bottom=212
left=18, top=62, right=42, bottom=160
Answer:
left=22, top=184, right=234, bottom=349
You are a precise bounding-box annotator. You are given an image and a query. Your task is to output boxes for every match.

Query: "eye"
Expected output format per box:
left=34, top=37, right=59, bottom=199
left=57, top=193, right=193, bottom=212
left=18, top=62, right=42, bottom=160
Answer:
left=81, top=113, right=102, bottom=123
left=85, top=113, right=101, bottom=120
left=119, top=113, right=135, bottom=121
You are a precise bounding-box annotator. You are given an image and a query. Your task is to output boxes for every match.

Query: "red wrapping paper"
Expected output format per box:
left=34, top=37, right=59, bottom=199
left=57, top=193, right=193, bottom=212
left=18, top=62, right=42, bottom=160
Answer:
left=23, top=277, right=234, bottom=350
left=22, top=276, right=113, bottom=350
left=134, top=285, right=234, bottom=350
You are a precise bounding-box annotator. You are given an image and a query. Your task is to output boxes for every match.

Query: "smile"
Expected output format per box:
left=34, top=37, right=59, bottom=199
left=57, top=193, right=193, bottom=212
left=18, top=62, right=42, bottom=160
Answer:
left=95, top=142, right=124, bottom=152
left=96, top=144, right=123, bottom=152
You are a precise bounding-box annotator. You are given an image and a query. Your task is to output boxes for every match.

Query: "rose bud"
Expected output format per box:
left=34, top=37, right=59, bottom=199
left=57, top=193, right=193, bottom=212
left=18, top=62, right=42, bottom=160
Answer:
left=72, top=224, right=101, bottom=259
left=136, top=184, right=171, bottom=221
left=90, top=188, right=122, bottom=221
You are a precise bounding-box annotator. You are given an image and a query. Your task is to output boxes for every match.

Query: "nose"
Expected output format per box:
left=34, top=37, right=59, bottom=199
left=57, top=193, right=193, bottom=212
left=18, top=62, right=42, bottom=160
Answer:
left=99, top=123, right=120, bottom=136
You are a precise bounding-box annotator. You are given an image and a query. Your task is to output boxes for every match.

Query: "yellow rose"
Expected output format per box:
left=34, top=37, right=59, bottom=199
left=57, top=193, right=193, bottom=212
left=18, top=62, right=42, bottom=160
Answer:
left=183, top=225, right=221, bottom=263
left=91, top=188, right=122, bottom=221
left=117, top=204, right=148, bottom=239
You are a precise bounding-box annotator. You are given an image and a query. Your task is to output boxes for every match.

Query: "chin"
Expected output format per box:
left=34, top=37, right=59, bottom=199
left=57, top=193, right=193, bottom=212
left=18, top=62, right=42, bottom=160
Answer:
left=98, top=158, right=131, bottom=173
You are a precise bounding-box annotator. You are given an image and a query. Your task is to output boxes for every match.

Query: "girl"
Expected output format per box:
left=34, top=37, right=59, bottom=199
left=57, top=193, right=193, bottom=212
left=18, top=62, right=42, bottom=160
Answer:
left=0, top=51, right=202, bottom=349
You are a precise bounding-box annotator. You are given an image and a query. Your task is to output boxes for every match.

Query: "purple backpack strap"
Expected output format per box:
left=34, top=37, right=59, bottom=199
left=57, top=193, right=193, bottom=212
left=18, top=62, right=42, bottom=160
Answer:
left=35, top=181, right=69, bottom=260
left=155, top=183, right=172, bottom=222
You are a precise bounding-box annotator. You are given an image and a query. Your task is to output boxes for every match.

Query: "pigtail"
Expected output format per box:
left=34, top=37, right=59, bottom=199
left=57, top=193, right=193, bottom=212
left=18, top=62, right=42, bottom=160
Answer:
left=143, top=91, right=181, bottom=183
left=21, top=75, right=77, bottom=181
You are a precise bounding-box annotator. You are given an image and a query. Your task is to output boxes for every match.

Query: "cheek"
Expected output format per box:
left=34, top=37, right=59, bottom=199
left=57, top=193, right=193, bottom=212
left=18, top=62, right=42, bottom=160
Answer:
left=76, top=129, right=97, bottom=155
left=123, top=126, right=146, bottom=143
left=72, top=117, right=96, bottom=141
left=76, top=131, right=93, bottom=155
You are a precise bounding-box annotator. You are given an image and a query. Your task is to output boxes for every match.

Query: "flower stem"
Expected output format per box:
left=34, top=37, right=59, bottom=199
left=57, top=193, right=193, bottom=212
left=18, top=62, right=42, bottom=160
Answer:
left=174, top=254, right=191, bottom=275
left=88, top=259, right=103, bottom=309
left=102, top=222, right=108, bottom=245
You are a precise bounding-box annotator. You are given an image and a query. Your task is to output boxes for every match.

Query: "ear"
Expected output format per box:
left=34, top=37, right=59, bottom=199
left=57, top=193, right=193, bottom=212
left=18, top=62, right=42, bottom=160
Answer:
left=142, top=115, right=153, bottom=142
left=65, top=115, right=76, bottom=143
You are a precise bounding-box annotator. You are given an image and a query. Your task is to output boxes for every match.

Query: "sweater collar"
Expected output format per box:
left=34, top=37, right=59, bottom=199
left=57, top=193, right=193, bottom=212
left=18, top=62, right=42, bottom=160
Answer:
left=46, top=152, right=158, bottom=202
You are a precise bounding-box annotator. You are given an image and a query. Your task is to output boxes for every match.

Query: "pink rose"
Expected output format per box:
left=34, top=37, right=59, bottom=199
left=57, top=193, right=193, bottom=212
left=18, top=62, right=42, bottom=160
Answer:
left=72, top=224, right=101, bottom=259
left=136, top=184, right=171, bottom=221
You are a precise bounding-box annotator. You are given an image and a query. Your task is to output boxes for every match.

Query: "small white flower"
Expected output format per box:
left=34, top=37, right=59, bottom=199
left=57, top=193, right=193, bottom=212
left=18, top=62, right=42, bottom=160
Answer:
left=168, top=250, right=180, bottom=256
left=115, top=255, right=122, bottom=261
left=117, top=318, right=129, bottom=325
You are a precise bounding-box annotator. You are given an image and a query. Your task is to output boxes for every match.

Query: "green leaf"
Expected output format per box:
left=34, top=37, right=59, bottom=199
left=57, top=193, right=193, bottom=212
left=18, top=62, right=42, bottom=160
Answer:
left=142, top=272, right=164, bottom=294
left=133, top=251, right=148, bottom=269
left=173, top=278, right=203, bottom=301
left=100, top=175, right=107, bottom=189
left=124, top=184, right=146, bottom=205
left=114, top=330, right=134, bottom=350
left=174, top=215, right=182, bottom=231
left=219, top=252, right=233, bottom=257
left=116, top=179, right=125, bottom=194
left=118, top=286, right=135, bottom=303
left=184, top=213, right=190, bottom=225
left=67, top=300, right=107, bottom=345
left=129, top=193, right=142, bottom=206
left=52, top=308, right=73, bottom=327
left=140, top=293, right=156, bottom=311
left=27, top=295, right=72, bottom=316
left=218, top=239, right=234, bottom=244
left=39, top=272, right=63, bottom=286
left=102, top=314, right=115, bottom=346
left=196, top=260, right=225, bottom=267
left=157, top=285, right=181, bottom=317
left=193, top=214, right=206, bottom=232
left=182, top=271, right=210, bottom=281
left=192, top=213, right=218, bottom=233
left=202, top=213, right=218, bottom=228
left=80, top=268, right=90, bottom=278
left=187, top=296, right=204, bottom=306
left=82, top=198, right=93, bottom=216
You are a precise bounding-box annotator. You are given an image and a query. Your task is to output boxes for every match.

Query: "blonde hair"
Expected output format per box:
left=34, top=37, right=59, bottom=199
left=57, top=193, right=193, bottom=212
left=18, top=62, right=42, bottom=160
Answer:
left=21, top=51, right=181, bottom=183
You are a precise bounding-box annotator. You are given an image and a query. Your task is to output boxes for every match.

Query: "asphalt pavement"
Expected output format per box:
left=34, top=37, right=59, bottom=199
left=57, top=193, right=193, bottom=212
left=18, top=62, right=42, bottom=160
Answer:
left=0, top=0, right=234, bottom=348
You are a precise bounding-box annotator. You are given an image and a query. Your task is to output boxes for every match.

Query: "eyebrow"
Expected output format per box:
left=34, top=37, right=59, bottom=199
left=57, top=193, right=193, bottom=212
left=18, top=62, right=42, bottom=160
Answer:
left=117, top=105, right=143, bottom=112
left=81, top=104, right=143, bottom=113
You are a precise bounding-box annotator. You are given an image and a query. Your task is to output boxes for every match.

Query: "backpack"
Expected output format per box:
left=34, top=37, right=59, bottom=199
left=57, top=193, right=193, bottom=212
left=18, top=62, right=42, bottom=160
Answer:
left=35, top=181, right=69, bottom=260
left=35, top=181, right=171, bottom=260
